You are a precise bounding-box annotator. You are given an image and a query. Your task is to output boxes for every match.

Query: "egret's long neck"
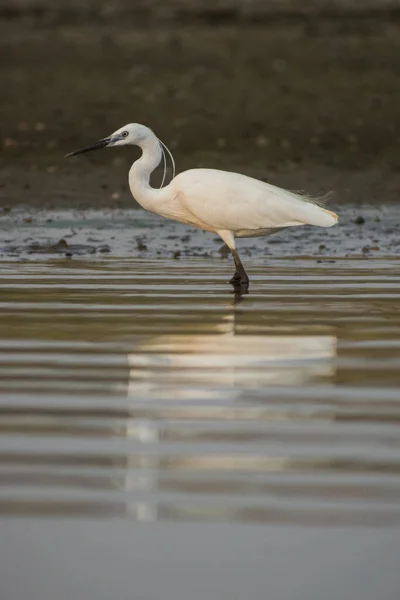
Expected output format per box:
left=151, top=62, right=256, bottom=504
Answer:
left=128, top=130, right=164, bottom=210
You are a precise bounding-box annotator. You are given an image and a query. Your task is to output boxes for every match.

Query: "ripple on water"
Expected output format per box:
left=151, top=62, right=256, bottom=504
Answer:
left=0, top=253, right=399, bottom=526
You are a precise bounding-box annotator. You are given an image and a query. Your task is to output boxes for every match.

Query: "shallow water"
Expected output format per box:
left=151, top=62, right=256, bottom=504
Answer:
left=1, top=211, right=400, bottom=600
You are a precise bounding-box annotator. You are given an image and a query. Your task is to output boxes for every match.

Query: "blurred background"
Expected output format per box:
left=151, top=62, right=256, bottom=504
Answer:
left=1, top=0, right=400, bottom=207
left=2, top=6, right=400, bottom=600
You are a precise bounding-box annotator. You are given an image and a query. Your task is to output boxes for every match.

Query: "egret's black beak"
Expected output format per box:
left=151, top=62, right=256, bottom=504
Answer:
left=65, top=137, right=111, bottom=158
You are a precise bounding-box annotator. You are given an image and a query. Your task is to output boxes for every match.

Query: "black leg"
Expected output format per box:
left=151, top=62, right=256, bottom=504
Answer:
left=229, top=248, right=249, bottom=290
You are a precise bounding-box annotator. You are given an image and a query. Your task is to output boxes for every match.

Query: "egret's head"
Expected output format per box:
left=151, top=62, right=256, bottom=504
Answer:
left=65, top=123, right=151, bottom=157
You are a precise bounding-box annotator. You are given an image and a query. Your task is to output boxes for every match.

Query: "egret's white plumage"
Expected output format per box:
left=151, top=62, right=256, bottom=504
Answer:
left=67, top=122, right=338, bottom=289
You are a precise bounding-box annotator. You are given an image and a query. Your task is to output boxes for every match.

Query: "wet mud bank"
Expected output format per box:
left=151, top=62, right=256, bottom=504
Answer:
left=1, top=204, right=399, bottom=261
left=1, top=19, right=400, bottom=210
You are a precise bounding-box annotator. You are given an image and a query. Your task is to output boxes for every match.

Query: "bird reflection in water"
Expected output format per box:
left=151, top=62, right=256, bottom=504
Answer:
left=114, top=297, right=338, bottom=523
left=126, top=295, right=336, bottom=400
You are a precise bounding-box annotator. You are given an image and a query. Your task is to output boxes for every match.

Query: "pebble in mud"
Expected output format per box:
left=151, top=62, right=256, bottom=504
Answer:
left=136, top=238, right=148, bottom=251
left=50, top=239, right=68, bottom=251
left=25, top=238, right=70, bottom=254
left=354, top=216, right=365, bottom=225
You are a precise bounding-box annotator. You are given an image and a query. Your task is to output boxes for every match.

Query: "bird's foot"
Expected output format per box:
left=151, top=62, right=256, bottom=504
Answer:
left=229, top=273, right=241, bottom=285
left=229, top=272, right=249, bottom=293
left=230, top=271, right=249, bottom=284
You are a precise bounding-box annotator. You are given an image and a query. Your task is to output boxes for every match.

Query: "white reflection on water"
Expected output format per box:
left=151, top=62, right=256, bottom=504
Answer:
left=1, top=256, right=400, bottom=527
left=121, top=305, right=337, bottom=522
left=126, top=304, right=337, bottom=399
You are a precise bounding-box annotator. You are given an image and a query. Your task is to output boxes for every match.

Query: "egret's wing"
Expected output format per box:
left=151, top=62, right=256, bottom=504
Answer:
left=175, top=169, right=337, bottom=232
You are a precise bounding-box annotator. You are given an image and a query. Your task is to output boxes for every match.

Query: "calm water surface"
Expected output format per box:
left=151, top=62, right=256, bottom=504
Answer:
left=1, top=221, right=400, bottom=599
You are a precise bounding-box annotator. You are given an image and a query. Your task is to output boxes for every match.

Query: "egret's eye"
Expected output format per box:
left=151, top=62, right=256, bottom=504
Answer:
left=121, top=131, right=129, bottom=138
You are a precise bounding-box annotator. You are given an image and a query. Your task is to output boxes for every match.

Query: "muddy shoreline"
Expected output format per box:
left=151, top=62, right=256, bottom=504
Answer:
left=1, top=20, right=400, bottom=209
left=2, top=0, right=400, bottom=23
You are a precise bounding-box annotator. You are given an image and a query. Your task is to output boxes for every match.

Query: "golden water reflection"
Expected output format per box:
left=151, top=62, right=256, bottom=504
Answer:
left=0, top=258, right=400, bottom=526
left=127, top=297, right=337, bottom=399
left=128, top=333, right=336, bottom=395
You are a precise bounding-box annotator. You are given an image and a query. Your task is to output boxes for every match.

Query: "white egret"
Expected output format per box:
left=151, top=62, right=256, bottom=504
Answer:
left=66, top=123, right=338, bottom=290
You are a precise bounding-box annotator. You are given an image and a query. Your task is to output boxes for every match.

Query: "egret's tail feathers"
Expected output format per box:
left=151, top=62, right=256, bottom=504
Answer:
left=321, top=207, right=339, bottom=226
left=289, top=190, right=338, bottom=227
left=297, top=203, right=338, bottom=227
left=266, top=183, right=338, bottom=228
left=296, top=189, right=335, bottom=208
